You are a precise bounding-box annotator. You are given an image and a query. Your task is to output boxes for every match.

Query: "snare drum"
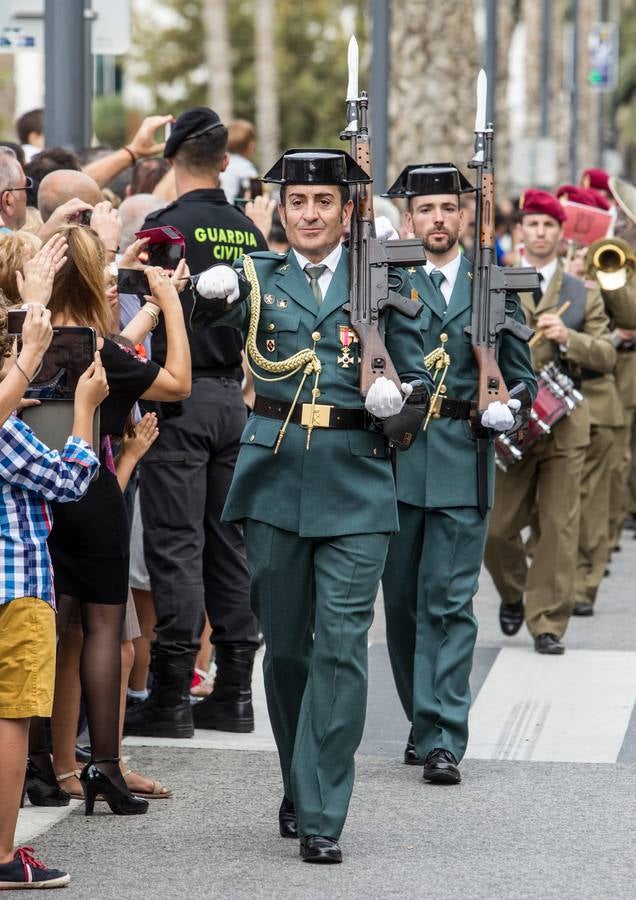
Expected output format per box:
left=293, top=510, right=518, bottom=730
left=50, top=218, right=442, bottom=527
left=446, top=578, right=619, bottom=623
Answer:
left=495, top=364, right=584, bottom=471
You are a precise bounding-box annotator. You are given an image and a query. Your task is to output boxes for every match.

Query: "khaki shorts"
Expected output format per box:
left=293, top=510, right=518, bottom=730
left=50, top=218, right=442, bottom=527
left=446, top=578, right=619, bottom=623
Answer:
left=0, top=597, right=56, bottom=718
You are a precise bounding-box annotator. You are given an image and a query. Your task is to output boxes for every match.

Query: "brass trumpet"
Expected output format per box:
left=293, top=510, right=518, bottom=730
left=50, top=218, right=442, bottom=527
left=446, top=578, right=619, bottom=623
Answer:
left=585, top=236, right=636, bottom=291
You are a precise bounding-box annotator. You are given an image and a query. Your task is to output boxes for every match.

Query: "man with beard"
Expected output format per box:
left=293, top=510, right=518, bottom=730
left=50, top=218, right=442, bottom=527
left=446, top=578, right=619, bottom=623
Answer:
left=381, top=165, right=536, bottom=784
left=484, top=189, right=615, bottom=653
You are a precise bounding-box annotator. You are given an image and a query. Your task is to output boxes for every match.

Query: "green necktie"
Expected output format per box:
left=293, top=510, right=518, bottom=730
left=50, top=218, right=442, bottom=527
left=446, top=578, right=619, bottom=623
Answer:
left=305, top=264, right=327, bottom=306
left=430, top=268, right=446, bottom=304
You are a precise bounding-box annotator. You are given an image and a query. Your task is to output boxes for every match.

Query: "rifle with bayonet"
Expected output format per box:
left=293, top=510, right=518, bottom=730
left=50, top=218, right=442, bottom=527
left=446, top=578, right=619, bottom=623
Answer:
left=467, top=69, right=538, bottom=516
left=341, top=35, right=426, bottom=400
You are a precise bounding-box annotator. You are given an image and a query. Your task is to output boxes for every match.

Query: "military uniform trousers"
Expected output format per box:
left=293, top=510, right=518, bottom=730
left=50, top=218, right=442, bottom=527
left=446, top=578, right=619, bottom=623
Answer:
left=382, top=503, right=485, bottom=763
left=575, top=424, right=616, bottom=605
left=139, top=377, right=260, bottom=657
left=485, top=434, right=586, bottom=639
left=609, top=408, right=636, bottom=546
left=243, top=518, right=389, bottom=840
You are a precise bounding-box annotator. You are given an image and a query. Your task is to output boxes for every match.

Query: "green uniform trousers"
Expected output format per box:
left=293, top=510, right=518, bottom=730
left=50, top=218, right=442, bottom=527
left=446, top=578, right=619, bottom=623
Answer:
left=243, top=519, right=389, bottom=840
left=485, top=438, right=586, bottom=639
left=382, top=504, right=485, bottom=763
left=575, top=425, right=615, bottom=604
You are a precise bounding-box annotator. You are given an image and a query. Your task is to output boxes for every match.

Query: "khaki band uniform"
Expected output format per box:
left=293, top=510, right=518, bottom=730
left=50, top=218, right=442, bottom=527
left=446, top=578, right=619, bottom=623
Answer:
left=602, top=279, right=636, bottom=547
left=485, top=263, right=616, bottom=638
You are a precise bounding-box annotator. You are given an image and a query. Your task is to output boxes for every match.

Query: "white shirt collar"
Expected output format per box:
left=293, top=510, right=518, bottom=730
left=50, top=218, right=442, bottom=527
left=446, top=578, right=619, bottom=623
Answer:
left=424, top=251, right=462, bottom=292
left=522, top=255, right=558, bottom=291
left=293, top=242, right=343, bottom=275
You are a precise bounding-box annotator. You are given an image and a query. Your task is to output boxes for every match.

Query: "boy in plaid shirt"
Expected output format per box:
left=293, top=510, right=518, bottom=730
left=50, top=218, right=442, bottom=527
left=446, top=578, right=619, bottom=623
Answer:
left=0, top=302, right=107, bottom=890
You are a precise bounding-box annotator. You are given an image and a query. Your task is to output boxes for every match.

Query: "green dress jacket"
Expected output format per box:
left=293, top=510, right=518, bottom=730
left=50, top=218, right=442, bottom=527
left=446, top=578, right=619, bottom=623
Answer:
left=395, top=255, right=537, bottom=510
left=191, top=247, right=431, bottom=537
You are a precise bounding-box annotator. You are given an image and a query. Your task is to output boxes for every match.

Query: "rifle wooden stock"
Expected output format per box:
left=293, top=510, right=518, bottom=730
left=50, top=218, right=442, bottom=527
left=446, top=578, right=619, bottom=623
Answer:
left=473, top=345, right=510, bottom=410
left=480, top=172, right=495, bottom=247
left=356, top=322, right=401, bottom=397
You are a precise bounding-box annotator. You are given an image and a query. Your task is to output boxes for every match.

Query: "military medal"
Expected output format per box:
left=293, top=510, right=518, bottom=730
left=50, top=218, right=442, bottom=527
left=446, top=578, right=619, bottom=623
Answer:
left=277, top=298, right=288, bottom=309
left=337, top=324, right=360, bottom=368
left=266, top=338, right=276, bottom=352
left=264, top=293, right=275, bottom=305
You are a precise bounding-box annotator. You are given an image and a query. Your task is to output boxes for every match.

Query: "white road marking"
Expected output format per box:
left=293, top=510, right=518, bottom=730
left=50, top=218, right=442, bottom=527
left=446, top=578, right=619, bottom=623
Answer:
left=15, top=801, right=82, bottom=846
left=466, top=648, right=636, bottom=763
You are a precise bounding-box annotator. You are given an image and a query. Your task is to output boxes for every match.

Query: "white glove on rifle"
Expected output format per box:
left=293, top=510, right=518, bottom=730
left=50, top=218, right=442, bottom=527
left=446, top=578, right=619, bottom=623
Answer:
left=375, top=215, right=400, bottom=242
left=195, top=265, right=240, bottom=304
left=365, top=377, right=413, bottom=419
left=480, top=398, right=521, bottom=431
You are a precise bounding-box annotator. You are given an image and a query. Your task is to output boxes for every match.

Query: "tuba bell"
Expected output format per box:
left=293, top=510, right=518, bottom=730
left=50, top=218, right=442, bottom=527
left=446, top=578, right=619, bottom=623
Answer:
left=585, top=175, right=636, bottom=291
left=585, top=236, right=636, bottom=291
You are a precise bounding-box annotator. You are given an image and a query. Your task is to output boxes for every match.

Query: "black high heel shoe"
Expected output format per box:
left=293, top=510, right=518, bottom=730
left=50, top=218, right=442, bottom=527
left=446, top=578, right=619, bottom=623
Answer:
left=23, top=758, right=71, bottom=808
left=79, top=758, right=149, bottom=816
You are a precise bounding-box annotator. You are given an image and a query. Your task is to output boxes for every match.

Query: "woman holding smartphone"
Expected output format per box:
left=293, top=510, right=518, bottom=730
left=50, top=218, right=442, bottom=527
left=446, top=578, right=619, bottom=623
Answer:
left=45, top=225, right=190, bottom=815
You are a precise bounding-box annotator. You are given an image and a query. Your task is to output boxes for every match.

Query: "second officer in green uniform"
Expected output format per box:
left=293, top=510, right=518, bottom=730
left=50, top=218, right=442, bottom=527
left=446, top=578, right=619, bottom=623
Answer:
left=381, top=164, right=537, bottom=784
left=190, top=150, right=431, bottom=863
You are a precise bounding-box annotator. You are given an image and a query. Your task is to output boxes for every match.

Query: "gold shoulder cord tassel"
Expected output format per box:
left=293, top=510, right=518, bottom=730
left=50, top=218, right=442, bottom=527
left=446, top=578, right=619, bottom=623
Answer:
left=242, top=255, right=322, bottom=452
left=422, top=333, right=451, bottom=432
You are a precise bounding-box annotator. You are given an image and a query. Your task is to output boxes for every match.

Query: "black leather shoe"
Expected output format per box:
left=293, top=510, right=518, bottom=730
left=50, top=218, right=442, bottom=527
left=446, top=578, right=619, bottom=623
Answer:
left=299, top=836, right=342, bottom=864
left=23, top=758, right=70, bottom=808
left=279, top=797, right=297, bottom=838
left=534, top=633, right=565, bottom=655
left=404, top=727, right=424, bottom=765
left=499, top=599, right=524, bottom=636
left=422, top=748, right=461, bottom=785
left=573, top=601, right=594, bottom=617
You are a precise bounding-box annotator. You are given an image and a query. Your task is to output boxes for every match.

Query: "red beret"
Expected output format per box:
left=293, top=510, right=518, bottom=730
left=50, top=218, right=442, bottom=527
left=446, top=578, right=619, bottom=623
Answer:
left=556, top=184, right=610, bottom=210
left=581, top=168, right=610, bottom=192
left=519, top=189, right=566, bottom=224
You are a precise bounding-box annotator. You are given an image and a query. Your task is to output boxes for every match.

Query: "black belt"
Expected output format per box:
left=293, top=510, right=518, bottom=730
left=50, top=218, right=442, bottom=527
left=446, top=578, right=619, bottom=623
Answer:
left=436, top=396, right=474, bottom=420
left=254, top=395, right=368, bottom=429
left=579, top=369, right=605, bottom=381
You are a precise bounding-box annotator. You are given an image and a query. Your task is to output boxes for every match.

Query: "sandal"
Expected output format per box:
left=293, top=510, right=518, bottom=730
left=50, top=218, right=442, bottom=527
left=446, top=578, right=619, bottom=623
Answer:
left=55, top=769, right=84, bottom=801
left=122, top=769, right=173, bottom=799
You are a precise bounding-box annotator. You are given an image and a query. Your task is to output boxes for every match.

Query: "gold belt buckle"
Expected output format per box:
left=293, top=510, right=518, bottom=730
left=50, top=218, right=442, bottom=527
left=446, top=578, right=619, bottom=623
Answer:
left=301, top=403, right=332, bottom=428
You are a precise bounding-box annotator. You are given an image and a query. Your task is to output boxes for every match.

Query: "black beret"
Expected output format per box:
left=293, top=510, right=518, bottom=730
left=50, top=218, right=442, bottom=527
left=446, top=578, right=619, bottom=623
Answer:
left=164, top=107, right=224, bottom=158
left=262, top=149, right=371, bottom=185
left=384, top=163, right=474, bottom=198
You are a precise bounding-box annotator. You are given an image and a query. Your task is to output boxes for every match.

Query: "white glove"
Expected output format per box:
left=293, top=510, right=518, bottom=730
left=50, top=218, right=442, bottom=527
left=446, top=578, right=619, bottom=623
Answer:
left=375, top=215, right=400, bottom=242
left=365, top=377, right=412, bottom=419
left=480, top=398, right=521, bottom=431
left=195, top=265, right=240, bottom=304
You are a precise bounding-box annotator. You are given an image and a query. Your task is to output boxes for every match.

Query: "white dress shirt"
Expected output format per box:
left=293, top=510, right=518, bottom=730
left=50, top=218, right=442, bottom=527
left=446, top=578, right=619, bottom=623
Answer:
left=424, top=252, right=462, bottom=305
left=293, top=243, right=343, bottom=301
left=522, top=255, right=558, bottom=294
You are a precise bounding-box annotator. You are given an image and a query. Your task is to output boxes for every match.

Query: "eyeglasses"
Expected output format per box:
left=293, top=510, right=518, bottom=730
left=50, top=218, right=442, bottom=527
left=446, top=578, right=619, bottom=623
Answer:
left=1, top=176, right=33, bottom=194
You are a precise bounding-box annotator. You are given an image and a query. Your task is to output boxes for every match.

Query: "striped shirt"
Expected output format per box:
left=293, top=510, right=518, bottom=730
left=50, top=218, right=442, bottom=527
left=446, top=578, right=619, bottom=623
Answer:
left=0, top=415, right=99, bottom=609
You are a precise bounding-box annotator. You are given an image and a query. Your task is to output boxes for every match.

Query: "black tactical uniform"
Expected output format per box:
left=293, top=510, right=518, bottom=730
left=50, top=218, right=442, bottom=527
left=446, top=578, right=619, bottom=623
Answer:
left=125, top=108, right=267, bottom=740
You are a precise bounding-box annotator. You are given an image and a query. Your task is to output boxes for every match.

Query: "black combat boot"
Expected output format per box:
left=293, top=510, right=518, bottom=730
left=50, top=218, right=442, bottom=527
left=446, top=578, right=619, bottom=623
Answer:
left=192, top=643, right=255, bottom=733
left=124, top=652, right=195, bottom=739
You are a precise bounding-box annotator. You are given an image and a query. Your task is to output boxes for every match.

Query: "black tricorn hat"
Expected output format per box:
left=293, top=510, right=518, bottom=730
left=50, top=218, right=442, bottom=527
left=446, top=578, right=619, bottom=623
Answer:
left=261, top=149, right=371, bottom=185
left=384, top=163, right=474, bottom=197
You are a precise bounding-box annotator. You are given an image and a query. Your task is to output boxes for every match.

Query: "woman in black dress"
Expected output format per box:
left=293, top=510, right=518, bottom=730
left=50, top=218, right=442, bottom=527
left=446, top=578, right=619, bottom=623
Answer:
left=47, top=225, right=191, bottom=814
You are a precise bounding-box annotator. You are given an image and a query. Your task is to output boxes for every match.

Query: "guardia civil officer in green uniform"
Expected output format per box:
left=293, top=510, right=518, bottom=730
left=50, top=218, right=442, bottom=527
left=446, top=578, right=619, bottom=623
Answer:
left=189, top=150, right=432, bottom=864
left=381, top=164, right=537, bottom=784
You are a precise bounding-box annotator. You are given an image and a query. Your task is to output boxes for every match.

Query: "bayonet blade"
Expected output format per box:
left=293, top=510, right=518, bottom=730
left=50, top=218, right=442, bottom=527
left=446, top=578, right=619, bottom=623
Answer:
left=346, top=35, right=359, bottom=100
left=475, top=68, right=487, bottom=133
left=471, top=68, right=487, bottom=163
left=344, top=35, right=359, bottom=134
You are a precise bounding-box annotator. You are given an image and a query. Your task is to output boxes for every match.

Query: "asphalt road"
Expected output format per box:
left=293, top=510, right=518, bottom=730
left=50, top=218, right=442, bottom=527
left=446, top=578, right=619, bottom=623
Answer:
left=18, top=527, right=636, bottom=898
